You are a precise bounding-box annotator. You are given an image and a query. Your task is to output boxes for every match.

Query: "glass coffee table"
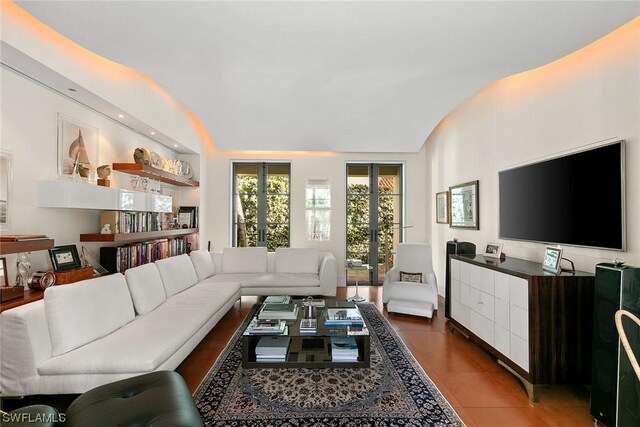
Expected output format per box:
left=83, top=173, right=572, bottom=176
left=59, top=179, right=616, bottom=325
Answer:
left=242, top=299, right=370, bottom=369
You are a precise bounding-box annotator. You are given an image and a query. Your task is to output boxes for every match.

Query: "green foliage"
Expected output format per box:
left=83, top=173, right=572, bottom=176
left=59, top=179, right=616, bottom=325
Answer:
left=236, top=174, right=290, bottom=251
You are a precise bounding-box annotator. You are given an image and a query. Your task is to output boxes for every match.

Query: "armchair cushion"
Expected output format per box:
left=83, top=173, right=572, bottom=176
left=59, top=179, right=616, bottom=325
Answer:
left=399, top=271, right=423, bottom=283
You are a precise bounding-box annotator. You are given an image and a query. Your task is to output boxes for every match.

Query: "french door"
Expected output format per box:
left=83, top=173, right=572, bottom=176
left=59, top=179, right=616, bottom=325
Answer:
left=232, top=163, right=290, bottom=250
left=346, top=163, right=403, bottom=285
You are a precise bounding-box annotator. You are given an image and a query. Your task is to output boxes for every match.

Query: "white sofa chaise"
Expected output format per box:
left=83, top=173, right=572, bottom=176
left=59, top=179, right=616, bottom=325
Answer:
left=0, top=254, right=241, bottom=396
left=0, top=247, right=337, bottom=396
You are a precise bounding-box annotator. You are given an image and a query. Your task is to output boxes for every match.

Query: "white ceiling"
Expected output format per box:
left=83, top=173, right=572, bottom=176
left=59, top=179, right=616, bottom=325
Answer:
left=16, top=1, right=640, bottom=153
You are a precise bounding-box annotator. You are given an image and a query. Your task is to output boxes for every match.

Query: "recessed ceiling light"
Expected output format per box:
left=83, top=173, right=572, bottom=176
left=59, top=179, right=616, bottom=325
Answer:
left=118, top=114, right=124, bottom=118
left=150, top=131, right=156, bottom=135
left=173, top=144, right=178, bottom=148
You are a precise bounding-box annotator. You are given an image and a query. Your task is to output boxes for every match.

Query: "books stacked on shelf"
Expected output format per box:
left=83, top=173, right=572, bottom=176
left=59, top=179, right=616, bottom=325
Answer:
left=255, top=336, right=290, bottom=362
left=247, top=319, right=287, bottom=335
left=324, top=308, right=364, bottom=327
left=331, top=336, right=359, bottom=362
left=100, top=211, right=162, bottom=234
left=299, top=318, right=317, bottom=334
left=264, top=295, right=292, bottom=304
left=257, top=303, right=299, bottom=320
left=100, top=236, right=188, bottom=273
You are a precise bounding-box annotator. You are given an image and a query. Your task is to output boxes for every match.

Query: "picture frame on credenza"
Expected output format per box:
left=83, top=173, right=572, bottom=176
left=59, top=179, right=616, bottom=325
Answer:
left=542, top=246, right=563, bottom=275
left=48, top=245, right=82, bottom=272
left=483, top=243, right=503, bottom=259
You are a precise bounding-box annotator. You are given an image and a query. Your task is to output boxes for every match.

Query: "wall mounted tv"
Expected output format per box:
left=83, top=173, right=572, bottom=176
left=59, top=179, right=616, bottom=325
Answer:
left=499, top=141, right=625, bottom=251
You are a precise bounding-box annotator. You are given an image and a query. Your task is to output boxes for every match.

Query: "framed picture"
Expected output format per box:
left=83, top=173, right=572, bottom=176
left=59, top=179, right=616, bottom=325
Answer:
left=542, top=246, right=563, bottom=274
left=178, top=206, right=198, bottom=228
left=436, top=191, right=449, bottom=224
left=48, top=245, right=82, bottom=272
left=483, top=243, right=503, bottom=259
left=58, top=114, right=99, bottom=183
left=0, top=257, right=8, bottom=287
left=449, top=180, right=479, bottom=230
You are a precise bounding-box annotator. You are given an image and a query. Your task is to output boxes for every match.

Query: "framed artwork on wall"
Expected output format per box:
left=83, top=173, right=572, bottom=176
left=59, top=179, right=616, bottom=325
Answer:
left=436, top=191, right=449, bottom=224
left=58, top=114, right=99, bottom=183
left=449, top=180, right=479, bottom=230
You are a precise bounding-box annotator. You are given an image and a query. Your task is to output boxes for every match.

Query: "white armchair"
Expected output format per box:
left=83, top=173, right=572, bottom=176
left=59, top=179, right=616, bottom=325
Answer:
left=382, top=242, right=438, bottom=318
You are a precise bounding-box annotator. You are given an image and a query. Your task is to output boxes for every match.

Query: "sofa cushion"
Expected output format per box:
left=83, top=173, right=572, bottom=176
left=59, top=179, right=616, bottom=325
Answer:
left=274, top=248, right=319, bottom=274
left=222, top=247, right=267, bottom=273
left=38, top=281, right=241, bottom=375
left=155, top=254, right=199, bottom=297
left=125, top=263, right=167, bottom=315
left=44, top=274, right=135, bottom=356
left=207, top=273, right=320, bottom=288
left=189, top=250, right=215, bottom=281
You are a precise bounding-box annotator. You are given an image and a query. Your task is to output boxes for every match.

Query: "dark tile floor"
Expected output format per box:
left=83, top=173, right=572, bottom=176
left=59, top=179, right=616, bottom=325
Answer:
left=176, top=286, right=594, bottom=426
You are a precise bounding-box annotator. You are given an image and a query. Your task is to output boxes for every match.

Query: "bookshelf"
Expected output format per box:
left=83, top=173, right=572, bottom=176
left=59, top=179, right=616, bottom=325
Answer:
left=112, top=163, right=199, bottom=187
left=80, top=228, right=197, bottom=243
left=0, top=239, right=55, bottom=256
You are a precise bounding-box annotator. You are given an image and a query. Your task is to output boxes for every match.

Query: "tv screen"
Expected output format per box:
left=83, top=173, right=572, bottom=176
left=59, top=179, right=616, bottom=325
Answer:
left=499, top=141, right=625, bottom=250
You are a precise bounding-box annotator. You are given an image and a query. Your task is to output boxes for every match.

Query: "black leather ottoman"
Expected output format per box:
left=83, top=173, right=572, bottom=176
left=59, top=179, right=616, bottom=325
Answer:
left=65, top=371, right=203, bottom=427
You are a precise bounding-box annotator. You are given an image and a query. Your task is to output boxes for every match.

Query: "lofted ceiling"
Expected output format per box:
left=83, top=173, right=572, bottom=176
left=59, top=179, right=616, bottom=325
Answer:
left=15, top=1, right=640, bottom=153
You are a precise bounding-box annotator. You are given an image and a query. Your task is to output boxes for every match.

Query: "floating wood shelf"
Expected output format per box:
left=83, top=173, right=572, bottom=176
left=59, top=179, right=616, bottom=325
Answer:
left=112, top=163, right=199, bottom=187
left=0, top=289, right=44, bottom=313
left=0, top=239, right=55, bottom=256
left=80, top=228, right=198, bottom=243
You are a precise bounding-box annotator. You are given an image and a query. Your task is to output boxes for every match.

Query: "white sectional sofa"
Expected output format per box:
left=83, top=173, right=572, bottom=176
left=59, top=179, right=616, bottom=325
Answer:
left=0, top=247, right=337, bottom=396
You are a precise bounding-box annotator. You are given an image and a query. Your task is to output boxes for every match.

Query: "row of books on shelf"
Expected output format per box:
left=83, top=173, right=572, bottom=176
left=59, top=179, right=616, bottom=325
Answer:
left=100, top=237, right=188, bottom=273
left=100, top=211, right=163, bottom=234
left=254, top=336, right=359, bottom=362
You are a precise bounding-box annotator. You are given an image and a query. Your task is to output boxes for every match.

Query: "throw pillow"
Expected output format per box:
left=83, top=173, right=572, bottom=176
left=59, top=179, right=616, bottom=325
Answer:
left=400, top=271, right=423, bottom=283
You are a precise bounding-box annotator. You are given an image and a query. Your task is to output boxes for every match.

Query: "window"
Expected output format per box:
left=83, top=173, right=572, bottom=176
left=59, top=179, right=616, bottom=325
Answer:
left=233, top=163, right=290, bottom=250
left=305, top=180, right=331, bottom=241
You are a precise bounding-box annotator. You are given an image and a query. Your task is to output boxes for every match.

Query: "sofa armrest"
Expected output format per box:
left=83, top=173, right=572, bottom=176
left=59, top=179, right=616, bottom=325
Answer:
left=1, top=300, right=53, bottom=396
left=383, top=266, right=400, bottom=286
left=318, top=252, right=338, bottom=296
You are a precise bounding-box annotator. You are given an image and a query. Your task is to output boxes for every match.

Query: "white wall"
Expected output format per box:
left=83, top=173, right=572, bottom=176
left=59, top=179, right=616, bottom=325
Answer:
left=202, top=147, right=428, bottom=284
left=425, top=19, right=640, bottom=295
left=0, top=67, right=192, bottom=282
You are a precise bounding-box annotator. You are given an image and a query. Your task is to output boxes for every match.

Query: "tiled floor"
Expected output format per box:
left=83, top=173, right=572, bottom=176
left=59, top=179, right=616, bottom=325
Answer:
left=176, top=286, right=593, bottom=426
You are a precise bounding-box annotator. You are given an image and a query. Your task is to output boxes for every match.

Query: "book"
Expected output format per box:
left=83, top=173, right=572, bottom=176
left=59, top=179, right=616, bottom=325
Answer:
left=346, top=258, right=363, bottom=267
left=264, top=295, right=292, bottom=304
left=258, top=303, right=299, bottom=320
left=247, top=319, right=286, bottom=335
left=299, top=318, right=317, bottom=333
left=324, top=308, right=364, bottom=326
left=331, top=336, right=359, bottom=361
left=255, top=336, right=290, bottom=357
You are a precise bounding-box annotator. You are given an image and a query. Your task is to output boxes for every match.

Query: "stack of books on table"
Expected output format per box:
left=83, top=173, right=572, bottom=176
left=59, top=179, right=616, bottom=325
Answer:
left=255, top=336, right=290, bottom=362
left=247, top=319, right=287, bottom=335
left=299, top=318, right=317, bottom=334
left=331, top=336, right=359, bottom=362
left=264, top=295, right=292, bottom=304
left=258, top=303, right=299, bottom=320
left=324, top=308, right=364, bottom=327
left=346, top=259, right=363, bottom=267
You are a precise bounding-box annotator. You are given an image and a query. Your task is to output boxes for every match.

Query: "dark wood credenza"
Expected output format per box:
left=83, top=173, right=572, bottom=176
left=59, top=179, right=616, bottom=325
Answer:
left=448, top=254, right=594, bottom=401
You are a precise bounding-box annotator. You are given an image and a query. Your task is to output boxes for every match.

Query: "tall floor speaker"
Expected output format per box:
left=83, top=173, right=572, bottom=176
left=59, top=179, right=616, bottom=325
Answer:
left=590, top=263, right=640, bottom=427
left=445, top=240, right=476, bottom=319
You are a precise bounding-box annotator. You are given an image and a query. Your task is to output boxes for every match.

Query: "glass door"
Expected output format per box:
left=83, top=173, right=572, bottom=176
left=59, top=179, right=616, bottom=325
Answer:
left=346, top=163, right=403, bottom=285
left=233, top=163, right=290, bottom=250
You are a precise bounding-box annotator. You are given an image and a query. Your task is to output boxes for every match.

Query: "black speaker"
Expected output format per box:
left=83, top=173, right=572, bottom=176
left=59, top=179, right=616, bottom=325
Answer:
left=445, top=240, right=476, bottom=319
left=590, top=263, right=640, bottom=427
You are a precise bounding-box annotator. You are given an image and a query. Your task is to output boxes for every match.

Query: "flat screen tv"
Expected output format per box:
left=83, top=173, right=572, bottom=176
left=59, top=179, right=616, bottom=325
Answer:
left=499, top=141, right=625, bottom=251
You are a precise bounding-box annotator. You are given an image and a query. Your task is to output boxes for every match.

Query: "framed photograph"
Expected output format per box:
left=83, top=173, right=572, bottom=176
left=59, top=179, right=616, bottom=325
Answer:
left=48, top=245, right=82, bottom=272
left=449, top=180, right=479, bottom=230
left=178, top=206, right=198, bottom=228
left=0, top=257, right=8, bottom=287
left=542, top=246, right=563, bottom=274
left=436, top=191, right=449, bottom=224
left=58, top=114, right=99, bottom=183
left=483, top=243, right=503, bottom=259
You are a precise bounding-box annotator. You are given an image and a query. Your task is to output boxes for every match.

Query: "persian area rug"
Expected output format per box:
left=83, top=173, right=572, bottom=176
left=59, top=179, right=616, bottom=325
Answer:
left=194, top=302, right=464, bottom=427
